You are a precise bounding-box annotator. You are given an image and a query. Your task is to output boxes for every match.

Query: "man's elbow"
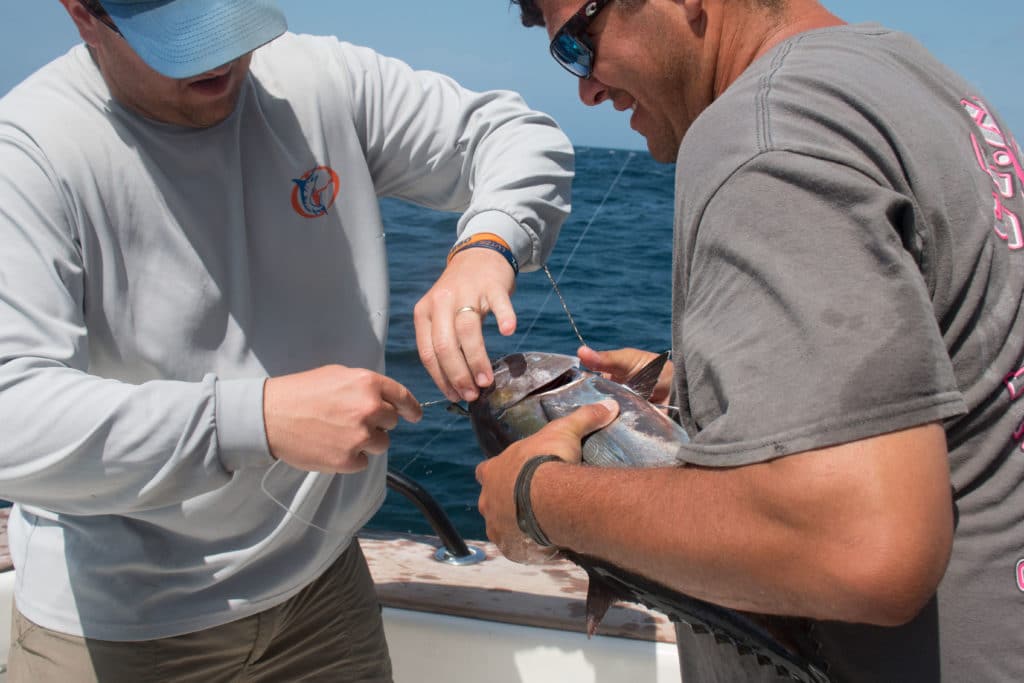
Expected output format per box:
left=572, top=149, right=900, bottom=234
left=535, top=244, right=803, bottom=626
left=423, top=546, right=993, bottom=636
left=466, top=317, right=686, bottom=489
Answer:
left=839, top=521, right=953, bottom=626
left=819, top=424, right=955, bottom=626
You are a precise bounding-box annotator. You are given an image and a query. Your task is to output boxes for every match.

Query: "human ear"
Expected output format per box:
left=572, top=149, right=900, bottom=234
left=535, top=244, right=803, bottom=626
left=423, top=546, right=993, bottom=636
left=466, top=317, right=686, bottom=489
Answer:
left=59, top=0, right=106, bottom=47
left=681, top=0, right=704, bottom=25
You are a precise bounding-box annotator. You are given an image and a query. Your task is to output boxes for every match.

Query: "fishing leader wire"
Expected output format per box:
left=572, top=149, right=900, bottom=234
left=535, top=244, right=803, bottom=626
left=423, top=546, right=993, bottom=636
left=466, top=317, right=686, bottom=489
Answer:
left=541, top=264, right=586, bottom=349
left=516, top=151, right=636, bottom=352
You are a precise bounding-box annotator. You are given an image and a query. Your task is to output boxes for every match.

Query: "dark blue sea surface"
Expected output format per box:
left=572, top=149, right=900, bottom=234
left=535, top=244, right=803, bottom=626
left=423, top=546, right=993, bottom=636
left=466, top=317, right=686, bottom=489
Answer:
left=368, top=146, right=676, bottom=540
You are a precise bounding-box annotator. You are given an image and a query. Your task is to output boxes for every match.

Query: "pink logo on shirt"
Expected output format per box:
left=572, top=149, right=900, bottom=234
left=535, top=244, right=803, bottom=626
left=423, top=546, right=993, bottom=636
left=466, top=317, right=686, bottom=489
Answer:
left=1005, top=368, right=1024, bottom=401
left=1004, top=369, right=1024, bottom=451
left=962, top=96, right=1024, bottom=250
left=1017, top=559, right=1024, bottom=592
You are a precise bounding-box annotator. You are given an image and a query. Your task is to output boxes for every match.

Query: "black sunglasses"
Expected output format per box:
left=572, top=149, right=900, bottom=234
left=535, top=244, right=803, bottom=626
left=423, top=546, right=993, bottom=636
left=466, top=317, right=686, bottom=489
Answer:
left=80, top=0, right=123, bottom=37
left=549, top=0, right=615, bottom=79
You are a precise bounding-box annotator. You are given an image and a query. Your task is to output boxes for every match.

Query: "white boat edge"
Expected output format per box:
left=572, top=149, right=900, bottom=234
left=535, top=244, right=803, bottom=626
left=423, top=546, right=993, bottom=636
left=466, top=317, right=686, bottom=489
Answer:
left=382, top=606, right=682, bottom=682
left=0, top=532, right=681, bottom=683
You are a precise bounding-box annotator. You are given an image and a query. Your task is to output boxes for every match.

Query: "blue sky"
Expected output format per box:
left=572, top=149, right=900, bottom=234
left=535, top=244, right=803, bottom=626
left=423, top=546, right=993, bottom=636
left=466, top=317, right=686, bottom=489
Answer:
left=3, top=2, right=1022, bottom=151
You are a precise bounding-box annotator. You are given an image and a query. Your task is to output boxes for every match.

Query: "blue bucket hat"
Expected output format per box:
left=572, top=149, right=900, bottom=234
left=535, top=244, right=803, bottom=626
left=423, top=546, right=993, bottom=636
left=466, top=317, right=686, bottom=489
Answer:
left=97, top=0, right=288, bottom=79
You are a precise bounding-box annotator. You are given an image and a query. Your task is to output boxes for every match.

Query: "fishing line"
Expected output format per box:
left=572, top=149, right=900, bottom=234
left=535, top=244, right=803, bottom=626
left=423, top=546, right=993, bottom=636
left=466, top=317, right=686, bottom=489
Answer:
left=394, top=412, right=461, bottom=475
left=418, top=399, right=450, bottom=409
left=516, top=151, right=636, bottom=352
left=260, top=459, right=338, bottom=534
left=259, top=410, right=464, bottom=534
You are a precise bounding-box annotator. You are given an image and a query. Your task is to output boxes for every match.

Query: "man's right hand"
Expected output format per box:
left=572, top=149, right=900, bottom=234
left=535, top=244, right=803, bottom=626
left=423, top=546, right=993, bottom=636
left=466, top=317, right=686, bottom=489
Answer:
left=577, top=345, right=674, bottom=405
left=263, top=366, right=422, bottom=473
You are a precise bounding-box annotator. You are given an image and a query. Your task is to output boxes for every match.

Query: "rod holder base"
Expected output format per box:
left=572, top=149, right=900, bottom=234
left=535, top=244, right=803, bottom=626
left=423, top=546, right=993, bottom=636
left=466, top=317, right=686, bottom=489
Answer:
left=434, top=544, right=487, bottom=566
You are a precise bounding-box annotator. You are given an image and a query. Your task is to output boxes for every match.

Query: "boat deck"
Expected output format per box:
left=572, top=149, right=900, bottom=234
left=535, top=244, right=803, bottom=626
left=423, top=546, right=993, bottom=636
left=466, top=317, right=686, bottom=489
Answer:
left=362, top=530, right=677, bottom=644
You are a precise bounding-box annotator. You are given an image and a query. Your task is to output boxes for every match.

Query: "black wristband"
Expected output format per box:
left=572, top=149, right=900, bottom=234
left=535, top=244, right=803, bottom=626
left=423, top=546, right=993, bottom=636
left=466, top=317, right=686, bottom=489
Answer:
left=514, top=455, right=562, bottom=547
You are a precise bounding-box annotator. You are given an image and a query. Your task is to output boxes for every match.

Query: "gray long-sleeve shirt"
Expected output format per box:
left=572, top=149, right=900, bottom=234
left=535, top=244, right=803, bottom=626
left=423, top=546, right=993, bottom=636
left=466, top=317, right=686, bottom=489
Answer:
left=0, top=32, right=573, bottom=640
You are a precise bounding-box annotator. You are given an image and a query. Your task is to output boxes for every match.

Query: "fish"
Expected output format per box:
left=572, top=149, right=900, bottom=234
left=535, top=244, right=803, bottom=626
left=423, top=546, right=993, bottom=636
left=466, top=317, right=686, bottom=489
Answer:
left=468, top=351, right=830, bottom=683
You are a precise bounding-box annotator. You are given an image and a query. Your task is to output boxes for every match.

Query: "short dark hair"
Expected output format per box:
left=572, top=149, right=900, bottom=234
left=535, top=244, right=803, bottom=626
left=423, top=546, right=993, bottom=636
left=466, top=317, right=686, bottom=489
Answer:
left=509, top=0, right=546, bottom=28
left=508, top=0, right=643, bottom=28
left=508, top=0, right=787, bottom=28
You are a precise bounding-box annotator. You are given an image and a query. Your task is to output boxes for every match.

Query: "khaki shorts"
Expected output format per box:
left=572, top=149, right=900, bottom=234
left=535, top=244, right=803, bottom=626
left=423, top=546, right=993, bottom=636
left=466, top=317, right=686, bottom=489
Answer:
left=8, top=541, right=391, bottom=683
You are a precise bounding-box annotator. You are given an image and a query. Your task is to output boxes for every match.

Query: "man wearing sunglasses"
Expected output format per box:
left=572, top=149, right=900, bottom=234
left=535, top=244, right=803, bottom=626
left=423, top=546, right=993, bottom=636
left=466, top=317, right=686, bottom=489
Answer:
left=475, top=0, right=1024, bottom=681
left=0, top=1, right=572, bottom=681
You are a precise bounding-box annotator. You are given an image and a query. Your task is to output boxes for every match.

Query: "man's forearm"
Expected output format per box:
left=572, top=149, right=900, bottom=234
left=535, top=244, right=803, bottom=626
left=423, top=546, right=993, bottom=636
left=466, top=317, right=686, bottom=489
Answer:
left=530, top=423, right=953, bottom=625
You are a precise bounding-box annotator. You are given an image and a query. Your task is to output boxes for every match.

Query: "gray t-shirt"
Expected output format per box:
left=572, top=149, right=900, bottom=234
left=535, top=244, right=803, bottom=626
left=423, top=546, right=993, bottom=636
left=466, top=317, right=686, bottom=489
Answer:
left=670, top=24, right=1024, bottom=682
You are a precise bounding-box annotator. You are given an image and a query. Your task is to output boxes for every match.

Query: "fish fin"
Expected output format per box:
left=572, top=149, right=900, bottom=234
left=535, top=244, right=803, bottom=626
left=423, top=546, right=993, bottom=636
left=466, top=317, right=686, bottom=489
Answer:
left=623, top=350, right=671, bottom=401
left=585, top=577, right=619, bottom=638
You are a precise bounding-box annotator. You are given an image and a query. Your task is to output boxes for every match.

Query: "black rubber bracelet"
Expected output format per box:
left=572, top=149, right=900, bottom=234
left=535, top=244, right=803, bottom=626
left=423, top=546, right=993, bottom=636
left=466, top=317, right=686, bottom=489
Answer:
left=514, top=455, right=562, bottom=547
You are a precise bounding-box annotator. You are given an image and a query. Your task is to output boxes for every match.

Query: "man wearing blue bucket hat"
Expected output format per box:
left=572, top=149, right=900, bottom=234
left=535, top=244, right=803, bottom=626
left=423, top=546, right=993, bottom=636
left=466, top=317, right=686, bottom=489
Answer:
left=87, top=0, right=288, bottom=80
left=0, top=1, right=573, bottom=680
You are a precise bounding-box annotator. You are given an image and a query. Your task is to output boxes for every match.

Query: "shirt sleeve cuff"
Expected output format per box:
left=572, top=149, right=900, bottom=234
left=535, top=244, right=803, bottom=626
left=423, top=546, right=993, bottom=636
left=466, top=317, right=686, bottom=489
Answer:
left=215, top=377, right=275, bottom=472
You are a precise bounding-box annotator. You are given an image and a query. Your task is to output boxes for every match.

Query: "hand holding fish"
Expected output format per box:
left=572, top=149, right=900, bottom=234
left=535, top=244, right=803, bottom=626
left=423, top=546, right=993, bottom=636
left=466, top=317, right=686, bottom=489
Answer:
left=414, top=247, right=517, bottom=402
left=577, top=345, right=674, bottom=405
left=263, top=365, right=422, bottom=473
left=475, top=399, right=619, bottom=564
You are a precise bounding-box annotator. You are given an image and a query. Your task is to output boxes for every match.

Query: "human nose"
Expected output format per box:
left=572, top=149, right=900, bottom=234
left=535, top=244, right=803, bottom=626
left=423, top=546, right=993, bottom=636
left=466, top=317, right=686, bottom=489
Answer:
left=578, top=75, right=609, bottom=106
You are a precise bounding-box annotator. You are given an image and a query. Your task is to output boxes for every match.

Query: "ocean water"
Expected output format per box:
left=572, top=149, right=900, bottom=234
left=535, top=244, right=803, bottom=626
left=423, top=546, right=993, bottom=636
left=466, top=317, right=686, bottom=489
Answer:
left=369, top=146, right=676, bottom=540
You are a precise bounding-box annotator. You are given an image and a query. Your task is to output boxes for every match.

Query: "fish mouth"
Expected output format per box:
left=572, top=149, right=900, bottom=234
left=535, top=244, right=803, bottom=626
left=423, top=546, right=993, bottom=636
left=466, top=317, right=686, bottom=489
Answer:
left=525, top=368, right=584, bottom=397
left=496, top=368, right=585, bottom=419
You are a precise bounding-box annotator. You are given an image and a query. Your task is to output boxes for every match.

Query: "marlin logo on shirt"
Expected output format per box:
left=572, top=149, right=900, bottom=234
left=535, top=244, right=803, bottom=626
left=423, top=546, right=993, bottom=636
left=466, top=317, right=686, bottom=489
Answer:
left=291, top=165, right=341, bottom=218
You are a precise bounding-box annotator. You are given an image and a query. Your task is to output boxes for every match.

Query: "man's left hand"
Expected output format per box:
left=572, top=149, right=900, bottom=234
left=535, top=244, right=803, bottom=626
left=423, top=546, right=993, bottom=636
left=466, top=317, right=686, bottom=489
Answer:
left=414, top=248, right=516, bottom=402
